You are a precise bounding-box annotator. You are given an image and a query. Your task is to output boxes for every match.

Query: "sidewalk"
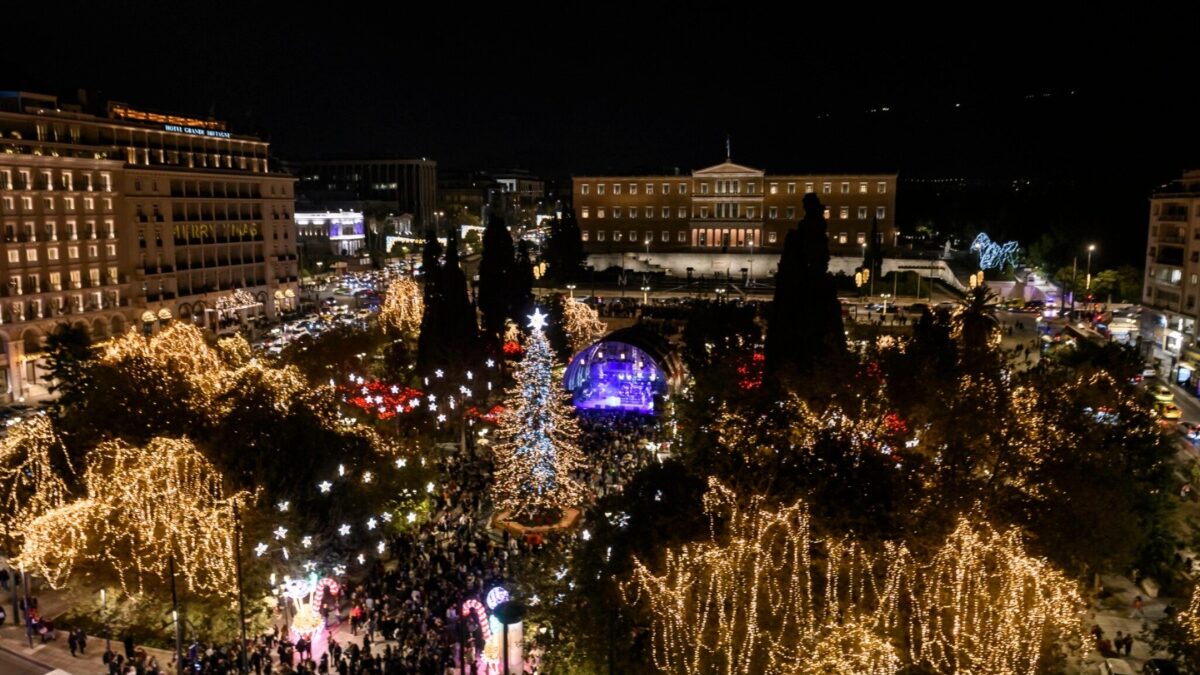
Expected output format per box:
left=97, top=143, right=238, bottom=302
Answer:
left=0, top=621, right=168, bottom=675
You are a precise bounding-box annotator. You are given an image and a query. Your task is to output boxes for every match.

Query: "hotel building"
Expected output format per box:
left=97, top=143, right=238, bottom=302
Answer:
left=572, top=161, right=897, bottom=258
left=0, top=91, right=299, bottom=401
left=1142, top=169, right=1200, bottom=385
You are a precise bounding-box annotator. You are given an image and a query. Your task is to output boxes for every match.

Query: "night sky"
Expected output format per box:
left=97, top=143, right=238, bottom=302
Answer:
left=7, top=7, right=1198, bottom=265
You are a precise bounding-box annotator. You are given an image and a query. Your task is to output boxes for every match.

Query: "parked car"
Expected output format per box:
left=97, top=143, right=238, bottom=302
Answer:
left=1143, top=366, right=1160, bottom=378
left=1098, top=658, right=1136, bottom=675
left=1143, top=658, right=1181, bottom=675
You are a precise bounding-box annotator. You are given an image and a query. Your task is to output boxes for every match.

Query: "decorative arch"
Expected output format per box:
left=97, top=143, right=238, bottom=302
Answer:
left=91, top=318, right=108, bottom=340
left=21, top=327, right=43, bottom=354
left=111, top=315, right=127, bottom=336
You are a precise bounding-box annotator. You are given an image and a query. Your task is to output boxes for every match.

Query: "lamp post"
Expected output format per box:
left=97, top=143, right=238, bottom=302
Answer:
left=714, top=286, right=726, bottom=303
left=566, top=283, right=576, bottom=299
left=1086, top=244, right=1096, bottom=314
left=641, top=283, right=651, bottom=306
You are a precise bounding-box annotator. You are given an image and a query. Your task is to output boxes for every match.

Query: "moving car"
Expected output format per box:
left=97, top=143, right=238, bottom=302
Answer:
left=1158, top=402, right=1182, bottom=420
left=1151, top=384, right=1174, bottom=404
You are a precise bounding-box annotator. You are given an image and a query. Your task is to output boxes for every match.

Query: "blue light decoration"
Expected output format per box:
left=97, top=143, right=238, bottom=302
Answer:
left=970, top=233, right=1020, bottom=270
left=563, top=341, right=666, bottom=414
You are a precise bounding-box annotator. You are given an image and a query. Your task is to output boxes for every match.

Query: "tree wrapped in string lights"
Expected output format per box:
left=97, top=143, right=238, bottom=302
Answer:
left=623, top=478, right=911, bottom=675
left=623, top=479, right=1086, bottom=675
left=491, top=308, right=585, bottom=520
left=379, top=277, right=423, bottom=338
left=561, top=298, right=606, bottom=354
left=0, top=414, right=74, bottom=545
left=17, top=437, right=250, bottom=598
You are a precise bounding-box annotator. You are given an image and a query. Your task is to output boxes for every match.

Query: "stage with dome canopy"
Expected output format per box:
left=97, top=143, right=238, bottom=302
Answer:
left=563, top=326, right=684, bottom=415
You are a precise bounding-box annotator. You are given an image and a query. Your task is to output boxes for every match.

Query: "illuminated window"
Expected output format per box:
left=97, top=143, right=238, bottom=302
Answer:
left=700, top=206, right=709, bottom=218
left=69, top=246, right=79, bottom=259
left=747, top=207, right=756, bottom=218
left=25, top=249, right=36, bottom=262
left=597, top=184, right=605, bottom=195
left=787, top=182, right=796, bottom=194
left=629, top=183, right=637, bottom=195
left=6, top=250, right=17, bottom=263
left=613, top=207, right=622, bottom=218
left=857, top=232, right=866, bottom=244
left=822, top=182, right=831, bottom=194
left=858, top=206, right=868, bottom=219
left=581, top=230, right=589, bottom=241
left=877, top=181, right=887, bottom=194
left=840, top=206, right=849, bottom=219
left=581, top=184, right=590, bottom=195
left=661, top=230, right=669, bottom=242
left=876, top=206, right=886, bottom=220
left=679, top=183, right=687, bottom=194
left=859, top=182, right=868, bottom=194
left=824, top=207, right=831, bottom=219
left=840, top=182, right=849, bottom=194
left=597, top=230, right=605, bottom=242
left=597, top=208, right=605, bottom=219
left=662, top=183, right=670, bottom=194
left=613, top=184, right=621, bottom=195
left=581, top=207, right=590, bottom=218
left=700, top=183, right=709, bottom=195
left=614, top=231, right=622, bottom=241
left=628, top=207, right=636, bottom=219
left=769, top=231, right=778, bottom=243
left=769, top=183, right=779, bottom=195
left=677, top=207, right=686, bottom=218
left=645, top=206, right=653, bottom=218
left=48, top=248, right=58, bottom=261
left=21, top=196, right=32, bottom=211
left=805, top=182, right=814, bottom=193
left=677, top=231, right=686, bottom=242
left=838, top=232, right=848, bottom=244
left=64, top=197, right=74, bottom=211
left=629, top=230, right=637, bottom=241
left=769, top=207, right=778, bottom=219
left=646, top=183, right=654, bottom=194
left=786, top=206, right=795, bottom=219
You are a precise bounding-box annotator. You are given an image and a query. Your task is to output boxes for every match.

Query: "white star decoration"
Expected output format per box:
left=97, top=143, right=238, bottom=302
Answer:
left=527, top=307, right=548, bottom=331
left=406, top=512, right=417, bottom=523
left=318, top=481, right=332, bottom=493
left=486, top=359, right=495, bottom=368
left=367, top=517, right=377, bottom=531
left=435, top=369, right=444, bottom=378
left=437, top=413, right=447, bottom=423
left=339, top=524, right=351, bottom=536
left=273, top=526, right=288, bottom=540
left=302, top=536, right=312, bottom=548
left=255, top=542, right=268, bottom=557
left=395, top=458, right=407, bottom=468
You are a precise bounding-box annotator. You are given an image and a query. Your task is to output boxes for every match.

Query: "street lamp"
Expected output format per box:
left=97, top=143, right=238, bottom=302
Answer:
left=566, top=283, right=576, bottom=299
left=1086, top=244, right=1096, bottom=313
left=715, top=286, right=727, bottom=303
left=641, top=283, right=651, bottom=306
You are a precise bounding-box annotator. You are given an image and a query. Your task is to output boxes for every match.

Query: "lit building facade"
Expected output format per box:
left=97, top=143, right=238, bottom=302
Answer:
left=1142, top=169, right=1200, bottom=384
left=0, top=91, right=298, bottom=401
left=296, top=211, right=366, bottom=256
left=293, top=158, right=437, bottom=230
left=572, top=161, right=897, bottom=256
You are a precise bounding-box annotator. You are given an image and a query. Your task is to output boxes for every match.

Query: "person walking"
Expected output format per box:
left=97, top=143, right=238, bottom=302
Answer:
left=76, top=628, right=87, bottom=655
left=68, top=628, right=79, bottom=657
left=1130, top=594, right=1145, bottom=619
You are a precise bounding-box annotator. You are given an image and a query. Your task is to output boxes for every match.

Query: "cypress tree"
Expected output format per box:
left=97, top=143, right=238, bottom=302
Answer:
left=766, top=193, right=845, bottom=378
left=545, top=208, right=585, bottom=282
left=478, top=215, right=515, bottom=340
left=512, top=240, right=535, bottom=321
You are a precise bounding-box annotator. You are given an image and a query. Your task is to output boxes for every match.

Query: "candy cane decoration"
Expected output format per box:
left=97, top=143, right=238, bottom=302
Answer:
left=461, top=598, right=491, bottom=643
left=315, top=577, right=341, bottom=598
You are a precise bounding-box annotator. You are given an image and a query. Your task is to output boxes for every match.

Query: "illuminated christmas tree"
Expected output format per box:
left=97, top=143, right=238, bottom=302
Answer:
left=491, top=308, right=585, bottom=518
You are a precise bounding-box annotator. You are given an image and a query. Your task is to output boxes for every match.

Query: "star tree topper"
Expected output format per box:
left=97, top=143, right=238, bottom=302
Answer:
left=528, top=307, right=548, bottom=332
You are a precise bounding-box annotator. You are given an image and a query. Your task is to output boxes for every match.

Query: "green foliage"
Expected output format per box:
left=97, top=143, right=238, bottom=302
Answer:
left=44, top=323, right=96, bottom=415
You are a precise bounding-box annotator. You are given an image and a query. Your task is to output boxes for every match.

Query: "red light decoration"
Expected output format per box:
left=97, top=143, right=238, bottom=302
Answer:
left=338, top=380, right=425, bottom=420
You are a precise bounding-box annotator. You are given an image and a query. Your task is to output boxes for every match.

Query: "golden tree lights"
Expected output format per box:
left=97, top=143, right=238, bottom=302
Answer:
left=379, top=278, right=423, bottom=337
left=0, top=414, right=74, bottom=543
left=623, top=480, right=1085, bottom=675
left=561, top=299, right=606, bottom=353
left=17, top=437, right=250, bottom=598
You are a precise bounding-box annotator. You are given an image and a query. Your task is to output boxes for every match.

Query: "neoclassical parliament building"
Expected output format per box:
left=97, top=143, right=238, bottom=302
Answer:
left=572, top=161, right=897, bottom=261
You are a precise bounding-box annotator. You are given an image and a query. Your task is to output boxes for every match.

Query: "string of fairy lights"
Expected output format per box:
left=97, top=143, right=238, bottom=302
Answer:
left=17, top=438, right=250, bottom=598
left=622, top=478, right=1086, bottom=675
left=0, top=414, right=74, bottom=542
left=378, top=277, right=423, bottom=337
left=562, top=298, right=606, bottom=354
